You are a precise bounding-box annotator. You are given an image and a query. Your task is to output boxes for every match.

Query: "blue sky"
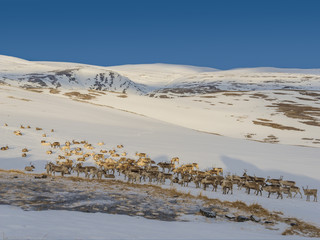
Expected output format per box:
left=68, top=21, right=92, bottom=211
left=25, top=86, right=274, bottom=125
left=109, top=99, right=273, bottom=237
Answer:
left=1, top=0, right=320, bottom=69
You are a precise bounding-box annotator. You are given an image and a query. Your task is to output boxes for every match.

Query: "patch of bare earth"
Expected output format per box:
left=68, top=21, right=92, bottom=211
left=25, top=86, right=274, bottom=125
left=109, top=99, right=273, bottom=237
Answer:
left=25, top=88, right=43, bottom=93
left=267, top=103, right=320, bottom=127
left=49, top=88, right=61, bottom=94
left=64, top=91, right=96, bottom=100
left=263, top=135, right=279, bottom=143
left=252, top=120, right=304, bottom=131
left=7, top=96, right=32, bottom=102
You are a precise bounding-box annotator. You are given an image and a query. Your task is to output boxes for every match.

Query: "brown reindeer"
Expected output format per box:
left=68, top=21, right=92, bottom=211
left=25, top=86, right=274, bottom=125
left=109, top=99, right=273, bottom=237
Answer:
left=51, top=142, right=60, bottom=148
left=244, top=181, right=262, bottom=196
left=263, top=185, right=283, bottom=199
left=1, top=145, right=9, bottom=151
left=221, top=179, right=233, bottom=194
left=302, top=187, right=317, bottom=202
left=25, top=164, right=35, bottom=172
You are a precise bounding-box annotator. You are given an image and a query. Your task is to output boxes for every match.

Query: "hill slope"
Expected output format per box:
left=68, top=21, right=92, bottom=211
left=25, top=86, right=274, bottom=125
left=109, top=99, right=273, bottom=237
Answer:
left=0, top=55, right=147, bottom=94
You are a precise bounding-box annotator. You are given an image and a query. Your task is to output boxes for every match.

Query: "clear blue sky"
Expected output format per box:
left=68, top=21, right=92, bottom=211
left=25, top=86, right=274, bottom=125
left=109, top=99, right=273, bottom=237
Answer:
left=1, top=0, right=320, bottom=69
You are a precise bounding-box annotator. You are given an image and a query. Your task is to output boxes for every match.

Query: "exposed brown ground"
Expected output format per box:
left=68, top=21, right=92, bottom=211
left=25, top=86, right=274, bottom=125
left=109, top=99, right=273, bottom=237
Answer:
left=252, top=120, right=304, bottom=131
left=64, top=91, right=96, bottom=100
left=49, top=88, right=61, bottom=94
left=7, top=96, right=32, bottom=102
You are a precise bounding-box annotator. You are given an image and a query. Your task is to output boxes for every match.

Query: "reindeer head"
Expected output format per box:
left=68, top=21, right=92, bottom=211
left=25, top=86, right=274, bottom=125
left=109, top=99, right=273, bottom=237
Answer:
left=242, top=169, right=248, bottom=177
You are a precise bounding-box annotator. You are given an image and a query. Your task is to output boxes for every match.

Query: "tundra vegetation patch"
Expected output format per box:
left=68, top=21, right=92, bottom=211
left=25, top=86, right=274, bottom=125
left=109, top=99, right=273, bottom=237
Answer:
left=0, top=170, right=319, bottom=238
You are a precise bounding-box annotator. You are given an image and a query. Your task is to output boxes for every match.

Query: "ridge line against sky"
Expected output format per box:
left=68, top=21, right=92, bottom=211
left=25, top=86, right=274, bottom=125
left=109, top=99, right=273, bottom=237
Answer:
left=0, top=0, right=320, bottom=69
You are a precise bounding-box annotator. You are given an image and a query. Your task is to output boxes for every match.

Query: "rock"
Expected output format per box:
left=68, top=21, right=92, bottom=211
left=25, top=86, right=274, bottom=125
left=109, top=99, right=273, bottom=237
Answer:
left=290, top=222, right=297, bottom=227
left=35, top=174, right=47, bottom=179
left=236, top=215, right=249, bottom=222
left=250, top=215, right=261, bottom=222
left=200, top=209, right=216, bottom=218
left=225, top=214, right=236, bottom=220
left=264, top=220, right=274, bottom=224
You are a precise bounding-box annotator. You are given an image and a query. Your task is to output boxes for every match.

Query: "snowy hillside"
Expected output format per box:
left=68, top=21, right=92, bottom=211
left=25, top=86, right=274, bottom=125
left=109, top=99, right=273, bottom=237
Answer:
left=1, top=56, right=320, bottom=239
left=0, top=84, right=319, bottom=239
left=1, top=55, right=320, bottom=147
left=0, top=55, right=147, bottom=94
left=107, top=63, right=218, bottom=88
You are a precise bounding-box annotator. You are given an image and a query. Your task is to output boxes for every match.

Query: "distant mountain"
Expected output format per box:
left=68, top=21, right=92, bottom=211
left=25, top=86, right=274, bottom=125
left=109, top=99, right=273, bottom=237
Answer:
left=1, top=55, right=320, bottom=96
left=0, top=55, right=147, bottom=94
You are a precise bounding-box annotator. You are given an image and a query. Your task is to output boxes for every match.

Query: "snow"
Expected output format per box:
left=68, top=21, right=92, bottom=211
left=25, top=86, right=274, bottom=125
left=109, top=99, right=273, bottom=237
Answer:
left=0, top=55, right=320, bottom=239
left=0, top=205, right=303, bottom=240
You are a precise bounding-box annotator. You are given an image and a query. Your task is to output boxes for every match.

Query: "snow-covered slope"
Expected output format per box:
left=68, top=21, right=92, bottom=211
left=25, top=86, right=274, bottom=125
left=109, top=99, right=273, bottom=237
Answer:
left=1, top=55, right=320, bottom=147
left=0, top=55, right=147, bottom=94
left=157, top=67, right=320, bottom=95
left=2, top=55, right=320, bottom=94
left=107, top=63, right=218, bottom=88
left=0, top=84, right=319, bottom=236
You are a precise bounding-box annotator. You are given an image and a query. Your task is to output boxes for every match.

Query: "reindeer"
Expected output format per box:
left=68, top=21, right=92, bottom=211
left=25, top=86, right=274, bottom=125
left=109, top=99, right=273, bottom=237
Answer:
left=158, top=172, right=174, bottom=185
left=178, top=173, right=193, bottom=187
left=25, top=163, right=35, bottom=172
left=136, top=152, right=147, bottom=157
left=157, top=162, right=173, bottom=173
left=244, top=181, right=262, bottom=196
left=262, top=185, right=283, bottom=199
left=84, top=166, right=98, bottom=178
left=289, top=186, right=303, bottom=198
left=14, top=130, right=22, bottom=136
left=51, top=142, right=60, bottom=148
left=126, top=171, right=141, bottom=183
left=41, top=141, right=51, bottom=146
left=302, top=187, right=317, bottom=202
left=1, top=145, right=9, bottom=151
left=60, top=146, right=70, bottom=151
left=280, top=187, right=292, bottom=198
left=51, top=164, right=70, bottom=176
left=102, top=163, right=116, bottom=175
left=90, top=168, right=104, bottom=179
left=212, top=167, right=223, bottom=175
left=45, top=162, right=53, bottom=175
left=201, top=177, right=218, bottom=191
left=221, top=179, right=233, bottom=194
left=193, top=175, right=206, bottom=188
left=266, top=176, right=283, bottom=186
left=280, top=180, right=296, bottom=188
left=73, top=163, right=87, bottom=177
left=242, top=169, right=255, bottom=182
left=171, top=157, right=179, bottom=165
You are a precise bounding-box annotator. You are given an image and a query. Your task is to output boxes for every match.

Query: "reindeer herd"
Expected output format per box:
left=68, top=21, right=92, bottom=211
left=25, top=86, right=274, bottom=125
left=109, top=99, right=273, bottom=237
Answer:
left=1, top=123, right=318, bottom=202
